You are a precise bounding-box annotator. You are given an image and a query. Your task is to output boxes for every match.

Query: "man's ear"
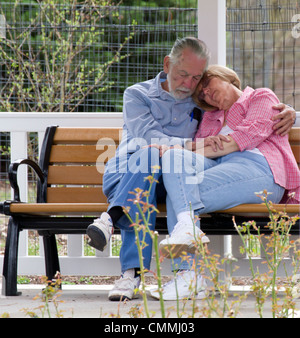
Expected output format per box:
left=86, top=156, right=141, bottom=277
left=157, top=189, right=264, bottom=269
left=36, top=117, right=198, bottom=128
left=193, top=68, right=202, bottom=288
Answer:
left=163, top=55, right=170, bottom=73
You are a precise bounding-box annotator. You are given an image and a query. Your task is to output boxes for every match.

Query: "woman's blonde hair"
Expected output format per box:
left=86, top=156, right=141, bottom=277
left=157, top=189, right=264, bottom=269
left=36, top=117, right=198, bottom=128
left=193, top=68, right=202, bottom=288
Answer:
left=193, top=65, right=241, bottom=111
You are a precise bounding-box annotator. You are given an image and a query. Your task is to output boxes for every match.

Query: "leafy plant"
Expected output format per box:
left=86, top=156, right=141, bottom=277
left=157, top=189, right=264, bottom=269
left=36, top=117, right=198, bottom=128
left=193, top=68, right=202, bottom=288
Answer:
left=0, top=0, right=135, bottom=112
left=123, top=165, right=165, bottom=318
left=125, top=181, right=300, bottom=318
left=234, top=190, right=300, bottom=318
left=22, top=273, right=66, bottom=318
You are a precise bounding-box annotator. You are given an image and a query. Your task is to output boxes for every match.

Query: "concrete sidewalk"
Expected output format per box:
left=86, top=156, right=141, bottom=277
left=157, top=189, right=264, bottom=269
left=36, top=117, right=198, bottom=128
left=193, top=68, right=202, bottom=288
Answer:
left=1, top=281, right=300, bottom=318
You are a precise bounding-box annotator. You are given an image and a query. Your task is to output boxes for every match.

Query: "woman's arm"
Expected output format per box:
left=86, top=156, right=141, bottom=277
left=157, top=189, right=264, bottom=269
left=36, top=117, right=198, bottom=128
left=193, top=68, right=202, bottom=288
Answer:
left=152, top=134, right=238, bottom=158
left=194, top=135, right=239, bottom=158
left=230, top=88, right=281, bottom=151
left=186, top=134, right=231, bottom=152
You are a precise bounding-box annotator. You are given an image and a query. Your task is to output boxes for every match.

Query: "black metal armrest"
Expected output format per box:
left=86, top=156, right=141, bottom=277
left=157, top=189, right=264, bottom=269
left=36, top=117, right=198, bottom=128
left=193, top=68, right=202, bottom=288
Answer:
left=8, top=158, right=45, bottom=202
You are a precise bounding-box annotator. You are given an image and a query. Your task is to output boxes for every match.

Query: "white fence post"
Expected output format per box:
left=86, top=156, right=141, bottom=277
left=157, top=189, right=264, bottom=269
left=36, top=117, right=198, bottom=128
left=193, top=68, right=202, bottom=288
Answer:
left=198, top=0, right=232, bottom=267
left=10, top=131, right=28, bottom=202
left=67, top=235, right=83, bottom=257
left=198, top=0, right=226, bottom=66
left=10, top=131, right=28, bottom=260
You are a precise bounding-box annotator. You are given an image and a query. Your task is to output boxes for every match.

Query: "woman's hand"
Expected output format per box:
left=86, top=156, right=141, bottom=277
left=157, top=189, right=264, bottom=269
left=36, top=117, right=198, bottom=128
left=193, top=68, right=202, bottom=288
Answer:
left=195, top=135, right=239, bottom=158
left=146, top=144, right=183, bottom=157
left=203, top=134, right=231, bottom=152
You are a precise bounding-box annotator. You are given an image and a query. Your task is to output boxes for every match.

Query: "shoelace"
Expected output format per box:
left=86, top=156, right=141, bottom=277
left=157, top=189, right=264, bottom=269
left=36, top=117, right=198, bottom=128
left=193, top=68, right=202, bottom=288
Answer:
left=93, top=218, right=103, bottom=226
left=170, top=221, right=187, bottom=236
left=114, top=276, right=139, bottom=290
left=93, top=218, right=113, bottom=234
left=171, top=221, right=198, bottom=237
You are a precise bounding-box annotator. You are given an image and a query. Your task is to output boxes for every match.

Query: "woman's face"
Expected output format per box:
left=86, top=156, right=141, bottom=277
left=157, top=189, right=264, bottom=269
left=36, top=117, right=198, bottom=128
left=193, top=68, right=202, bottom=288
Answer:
left=199, top=76, right=238, bottom=111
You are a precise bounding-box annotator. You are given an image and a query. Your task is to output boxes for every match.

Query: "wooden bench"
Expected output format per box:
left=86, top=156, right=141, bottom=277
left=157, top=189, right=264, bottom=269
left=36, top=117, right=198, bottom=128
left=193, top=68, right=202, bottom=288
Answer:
left=1, top=125, right=299, bottom=296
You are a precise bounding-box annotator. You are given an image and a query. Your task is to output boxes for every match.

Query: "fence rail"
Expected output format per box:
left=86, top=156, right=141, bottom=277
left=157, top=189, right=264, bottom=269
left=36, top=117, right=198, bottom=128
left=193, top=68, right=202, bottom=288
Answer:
left=0, top=113, right=125, bottom=276
left=0, top=112, right=299, bottom=277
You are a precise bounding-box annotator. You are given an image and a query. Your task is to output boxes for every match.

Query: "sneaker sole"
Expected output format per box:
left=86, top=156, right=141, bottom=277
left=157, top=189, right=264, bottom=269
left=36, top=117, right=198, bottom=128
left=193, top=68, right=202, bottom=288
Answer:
left=86, top=225, right=107, bottom=251
left=149, top=289, right=207, bottom=301
left=108, top=292, right=139, bottom=302
left=108, top=294, right=131, bottom=301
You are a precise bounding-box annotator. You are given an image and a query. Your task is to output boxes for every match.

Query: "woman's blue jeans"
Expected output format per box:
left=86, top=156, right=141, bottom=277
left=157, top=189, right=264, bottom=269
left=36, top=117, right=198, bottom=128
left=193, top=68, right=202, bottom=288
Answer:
left=103, top=147, right=165, bottom=273
left=162, top=149, right=285, bottom=270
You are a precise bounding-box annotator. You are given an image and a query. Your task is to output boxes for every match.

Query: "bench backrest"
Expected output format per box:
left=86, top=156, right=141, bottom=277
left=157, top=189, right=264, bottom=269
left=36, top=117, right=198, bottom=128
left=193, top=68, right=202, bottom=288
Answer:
left=39, top=126, right=121, bottom=203
left=39, top=126, right=300, bottom=204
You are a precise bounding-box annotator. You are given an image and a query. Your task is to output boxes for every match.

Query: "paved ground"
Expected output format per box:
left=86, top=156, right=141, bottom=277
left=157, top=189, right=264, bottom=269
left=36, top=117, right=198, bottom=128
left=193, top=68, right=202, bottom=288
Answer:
left=1, top=281, right=300, bottom=319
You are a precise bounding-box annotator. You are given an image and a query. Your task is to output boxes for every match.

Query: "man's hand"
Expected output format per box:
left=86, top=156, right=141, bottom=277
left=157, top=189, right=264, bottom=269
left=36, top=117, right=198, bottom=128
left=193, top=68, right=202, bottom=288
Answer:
left=272, top=103, right=296, bottom=136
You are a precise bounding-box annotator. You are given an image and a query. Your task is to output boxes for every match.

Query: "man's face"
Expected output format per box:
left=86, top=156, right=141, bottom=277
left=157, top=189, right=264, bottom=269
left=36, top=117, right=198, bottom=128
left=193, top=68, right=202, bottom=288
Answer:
left=163, top=48, right=207, bottom=100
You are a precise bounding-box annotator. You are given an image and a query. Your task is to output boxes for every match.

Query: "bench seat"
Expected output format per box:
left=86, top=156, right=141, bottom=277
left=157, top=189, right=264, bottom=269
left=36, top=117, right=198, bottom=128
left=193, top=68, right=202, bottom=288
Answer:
left=2, top=201, right=299, bottom=216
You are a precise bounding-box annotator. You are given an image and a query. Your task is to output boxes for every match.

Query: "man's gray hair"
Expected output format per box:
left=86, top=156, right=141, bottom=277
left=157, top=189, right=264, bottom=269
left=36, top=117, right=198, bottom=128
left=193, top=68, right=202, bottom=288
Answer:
left=169, top=37, right=210, bottom=68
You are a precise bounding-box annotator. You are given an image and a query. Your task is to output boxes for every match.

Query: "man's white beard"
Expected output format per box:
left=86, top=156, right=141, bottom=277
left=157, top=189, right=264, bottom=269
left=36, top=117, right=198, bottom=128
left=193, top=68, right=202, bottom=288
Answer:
left=167, top=73, right=193, bottom=100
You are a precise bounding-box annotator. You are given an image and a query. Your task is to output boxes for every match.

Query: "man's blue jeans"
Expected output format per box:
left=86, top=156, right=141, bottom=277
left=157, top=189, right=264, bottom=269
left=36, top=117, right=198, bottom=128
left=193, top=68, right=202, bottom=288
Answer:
left=162, top=148, right=285, bottom=270
left=103, top=147, right=165, bottom=273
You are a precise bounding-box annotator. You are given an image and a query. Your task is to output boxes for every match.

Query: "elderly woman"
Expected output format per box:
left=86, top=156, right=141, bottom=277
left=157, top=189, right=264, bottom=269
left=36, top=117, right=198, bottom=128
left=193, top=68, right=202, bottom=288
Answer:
left=158, top=65, right=300, bottom=259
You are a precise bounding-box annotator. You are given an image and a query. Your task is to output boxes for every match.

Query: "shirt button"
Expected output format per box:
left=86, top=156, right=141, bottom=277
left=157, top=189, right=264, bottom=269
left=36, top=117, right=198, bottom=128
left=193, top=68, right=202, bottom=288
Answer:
left=174, top=118, right=177, bottom=121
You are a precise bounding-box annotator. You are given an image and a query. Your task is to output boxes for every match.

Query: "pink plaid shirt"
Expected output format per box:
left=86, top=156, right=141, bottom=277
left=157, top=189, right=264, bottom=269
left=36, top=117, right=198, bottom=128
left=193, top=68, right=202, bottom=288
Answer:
left=195, top=86, right=300, bottom=204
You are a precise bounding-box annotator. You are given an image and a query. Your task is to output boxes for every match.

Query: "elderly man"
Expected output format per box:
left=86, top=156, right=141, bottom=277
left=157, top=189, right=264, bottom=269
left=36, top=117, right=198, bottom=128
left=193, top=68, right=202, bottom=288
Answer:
left=87, top=37, right=296, bottom=301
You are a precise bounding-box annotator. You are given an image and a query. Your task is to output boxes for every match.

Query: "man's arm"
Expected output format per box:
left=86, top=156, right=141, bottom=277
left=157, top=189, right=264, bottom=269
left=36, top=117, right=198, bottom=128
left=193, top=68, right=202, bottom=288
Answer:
left=272, top=103, right=296, bottom=136
left=123, top=86, right=184, bottom=146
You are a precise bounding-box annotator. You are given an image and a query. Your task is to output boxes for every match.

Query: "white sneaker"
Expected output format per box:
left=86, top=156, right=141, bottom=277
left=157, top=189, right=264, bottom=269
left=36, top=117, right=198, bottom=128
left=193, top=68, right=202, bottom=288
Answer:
left=149, top=270, right=207, bottom=301
left=159, top=220, right=210, bottom=258
left=108, top=269, right=141, bottom=301
left=86, top=212, right=113, bottom=251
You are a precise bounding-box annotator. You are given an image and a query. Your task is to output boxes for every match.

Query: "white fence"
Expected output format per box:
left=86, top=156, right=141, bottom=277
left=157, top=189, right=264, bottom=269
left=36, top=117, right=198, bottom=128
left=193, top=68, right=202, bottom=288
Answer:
left=0, top=113, right=125, bottom=276
left=0, top=112, right=299, bottom=278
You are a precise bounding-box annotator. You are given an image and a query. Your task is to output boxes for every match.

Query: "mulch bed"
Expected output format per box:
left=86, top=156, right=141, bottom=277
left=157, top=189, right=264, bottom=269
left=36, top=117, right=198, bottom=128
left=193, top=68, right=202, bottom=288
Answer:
left=18, top=275, right=298, bottom=286
left=18, top=275, right=173, bottom=286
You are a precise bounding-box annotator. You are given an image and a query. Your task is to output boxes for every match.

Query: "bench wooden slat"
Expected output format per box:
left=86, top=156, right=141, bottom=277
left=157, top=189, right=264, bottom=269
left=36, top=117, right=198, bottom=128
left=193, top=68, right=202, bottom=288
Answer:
left=289, top=128, right=300, bottom=142
left=7, top=202, right=167, bottom=215
left=48, top=165, right=103, bottom=184
left=47, top=187, right=107, bottom=203
left=216, top=203, right=300, bottom=214
left=53, top=127, right=122, bottom=144
left=49, top=145, right=116, bottom=163
left=8, top=202, right=298, bottom=216
left=9, top=203, right=109, bottom=215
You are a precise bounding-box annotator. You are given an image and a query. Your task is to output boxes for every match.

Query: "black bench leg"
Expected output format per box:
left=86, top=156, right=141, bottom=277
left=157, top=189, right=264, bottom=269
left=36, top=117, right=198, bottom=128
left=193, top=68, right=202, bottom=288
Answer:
left=2, top=217, right=21, bottom=296
left=43, top=234, right=60, bottom=281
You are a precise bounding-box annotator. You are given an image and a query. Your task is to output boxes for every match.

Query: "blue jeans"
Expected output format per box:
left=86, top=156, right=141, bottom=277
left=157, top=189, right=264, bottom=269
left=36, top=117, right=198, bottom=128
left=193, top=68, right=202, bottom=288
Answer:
left=162, top=149, right=285, bottom=270
left=103, top=147, right=165, bottom=273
